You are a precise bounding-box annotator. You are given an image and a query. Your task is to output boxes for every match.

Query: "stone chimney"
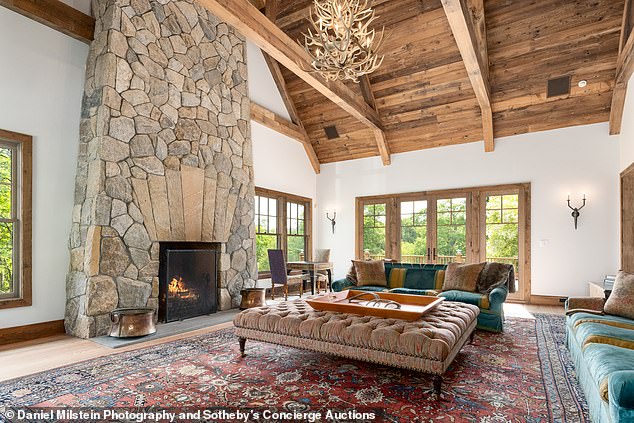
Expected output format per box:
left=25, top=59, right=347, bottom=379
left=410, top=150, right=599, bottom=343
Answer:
left=65, top=0, right=256, bottom=338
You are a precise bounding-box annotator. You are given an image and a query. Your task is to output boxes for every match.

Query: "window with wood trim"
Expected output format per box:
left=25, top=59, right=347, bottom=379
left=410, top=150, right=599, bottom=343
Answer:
left=0, top=129, right=32, bottom=309
left=255, top=187, right=312, bottom=278
left=400, top=200, right=428, bottom=264
left=255, top=194, right=279, bottom=273
left=286, top=201, right=307, bottom=262
left=362, top=202, right=387, bottom=259
left=356, top=184, right=531, bottom=302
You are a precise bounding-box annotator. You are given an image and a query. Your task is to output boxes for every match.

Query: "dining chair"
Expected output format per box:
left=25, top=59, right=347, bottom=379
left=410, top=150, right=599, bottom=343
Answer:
left=268, top=249, right=309, bottom=300
left=313, top=249, right=331, bottom=293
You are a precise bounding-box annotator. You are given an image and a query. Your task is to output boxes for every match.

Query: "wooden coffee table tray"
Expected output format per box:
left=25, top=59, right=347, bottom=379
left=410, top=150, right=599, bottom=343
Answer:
left=305, top=290, right=444, bottom=321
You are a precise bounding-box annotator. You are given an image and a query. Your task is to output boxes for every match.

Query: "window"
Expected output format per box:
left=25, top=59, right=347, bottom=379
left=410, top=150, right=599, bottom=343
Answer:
left=255, top=194, right=278, bottom=273
left=0, top=129, right=32, bottom=309
left=362, top=203, right=386, bottom=260
left=286, top=201, right=307, bottom=262
left=485, top=193, right=520, bottom=291
left=356, top=184, right=530, bottom=302
left=436, top=197, right=467, bottom=264
left=255, top=188, right=312, bottom=278
left=400, top=200, right=427, bottom=263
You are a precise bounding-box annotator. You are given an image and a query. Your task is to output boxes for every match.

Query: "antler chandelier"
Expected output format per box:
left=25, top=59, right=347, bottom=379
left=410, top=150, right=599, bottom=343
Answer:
left=303, top=0, right=385, bottom=82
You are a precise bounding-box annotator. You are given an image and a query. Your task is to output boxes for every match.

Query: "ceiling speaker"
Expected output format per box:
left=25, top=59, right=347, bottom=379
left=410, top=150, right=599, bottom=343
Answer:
left=547, top=75, right=571, bottom=98
left=324, top=125, right=340, bottom=140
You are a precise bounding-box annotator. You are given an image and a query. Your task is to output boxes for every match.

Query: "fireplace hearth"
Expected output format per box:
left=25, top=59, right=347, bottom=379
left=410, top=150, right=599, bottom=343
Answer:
left=158, top=242, right=220, bottom=323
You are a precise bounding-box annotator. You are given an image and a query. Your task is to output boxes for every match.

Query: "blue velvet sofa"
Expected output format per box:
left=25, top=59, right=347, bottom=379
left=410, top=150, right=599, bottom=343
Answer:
left=565, top=297, right=634, bottom=422
left=332, top=262, right=508, bottom=332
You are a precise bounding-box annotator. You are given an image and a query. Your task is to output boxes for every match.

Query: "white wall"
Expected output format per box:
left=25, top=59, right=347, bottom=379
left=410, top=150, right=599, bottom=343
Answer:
left=316, top=123, right=620, bottom=297
left=619, top=74, right=634, bottom=172
left=247, top=41, right=318, bottom=234
left=0, top=8, right=88, bottom=328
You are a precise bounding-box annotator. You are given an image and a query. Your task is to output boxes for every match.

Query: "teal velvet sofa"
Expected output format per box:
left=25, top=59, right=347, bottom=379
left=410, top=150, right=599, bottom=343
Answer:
left=565, top=297, right=634, bottom=423
left=332, top=262, right=508, bottom=332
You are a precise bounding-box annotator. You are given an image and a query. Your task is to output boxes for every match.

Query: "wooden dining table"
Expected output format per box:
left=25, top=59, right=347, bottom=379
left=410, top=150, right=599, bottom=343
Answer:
left=286, top=261, right=334, bottom=295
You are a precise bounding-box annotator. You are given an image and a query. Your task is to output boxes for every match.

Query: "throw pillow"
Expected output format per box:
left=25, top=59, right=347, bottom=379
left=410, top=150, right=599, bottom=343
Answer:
left=442, top=262, right=486, bottom=293
left=353, top=260, right=387, bottom=287
left=604, top=270, right=634, bottom=320
left=346, top=263, right=358, bottom=285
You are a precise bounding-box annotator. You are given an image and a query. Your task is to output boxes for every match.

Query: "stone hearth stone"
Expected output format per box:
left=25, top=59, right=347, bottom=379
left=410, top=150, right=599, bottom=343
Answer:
left=100, top=237, right=130, bottom=276
left=117, top=277, right=152, bottom=308
left=86, top=276, right=118, bottom=316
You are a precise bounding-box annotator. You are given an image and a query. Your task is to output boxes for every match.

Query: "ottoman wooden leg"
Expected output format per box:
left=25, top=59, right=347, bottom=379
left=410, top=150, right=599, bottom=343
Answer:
left=239, top=337, right=246, bottom=357
left=432, top=375, right=442, bottom=398
left=469, top=329, right=476, bottom=344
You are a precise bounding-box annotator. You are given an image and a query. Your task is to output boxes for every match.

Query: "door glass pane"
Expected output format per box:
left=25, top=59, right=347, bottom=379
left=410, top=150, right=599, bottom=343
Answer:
left=363, top=203, right=386, bottom=260
left=485, top=194, right=519, bottom=290
left=401, top=200, right=428, bottom=264
left=436, top=197, right=467, bottom=264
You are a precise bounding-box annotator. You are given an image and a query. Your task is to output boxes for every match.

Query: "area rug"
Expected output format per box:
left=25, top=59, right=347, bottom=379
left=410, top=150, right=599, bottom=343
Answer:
left=0, top=314, right=588, bottom=422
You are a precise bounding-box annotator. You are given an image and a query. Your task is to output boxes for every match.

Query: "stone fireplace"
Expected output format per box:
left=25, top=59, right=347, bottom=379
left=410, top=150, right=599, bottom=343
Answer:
left=158, top=242, right=219, bottom=322
left=65, top=0, right=256, bottom=338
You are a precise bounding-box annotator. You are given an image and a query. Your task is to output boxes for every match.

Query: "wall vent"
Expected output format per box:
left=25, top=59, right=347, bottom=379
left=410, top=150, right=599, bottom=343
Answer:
left=547, top=75, right=571, bottom=98
left=324, top=125, right=340, bottom=140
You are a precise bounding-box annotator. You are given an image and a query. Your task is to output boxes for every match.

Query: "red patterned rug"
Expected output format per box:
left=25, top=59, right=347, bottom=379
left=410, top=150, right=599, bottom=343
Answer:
left=0, top=314, right=587, bottom=422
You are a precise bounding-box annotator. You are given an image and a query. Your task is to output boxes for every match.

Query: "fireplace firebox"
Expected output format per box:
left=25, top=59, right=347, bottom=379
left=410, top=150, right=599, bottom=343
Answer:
left=158, top=242, right=220, bottom=323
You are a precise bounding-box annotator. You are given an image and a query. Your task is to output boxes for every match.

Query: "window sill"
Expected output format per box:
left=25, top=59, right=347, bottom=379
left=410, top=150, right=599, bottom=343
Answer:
left=0, top=297, right=32, bottom=310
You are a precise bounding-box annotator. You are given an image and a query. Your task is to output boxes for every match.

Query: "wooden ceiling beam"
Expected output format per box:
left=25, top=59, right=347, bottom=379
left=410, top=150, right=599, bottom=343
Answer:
left=0, top=0, right=95, bottom=44
left=441, top=0, right=494, bottom=152
left=250, top=103, right=320, bottom=173
left=261, top=53, right=320, bottom=173
left=609, top=0, right=634, bottom=135
left=198, top=0, right=390, bottom=165
left=359, top=75, right=391, bottom=165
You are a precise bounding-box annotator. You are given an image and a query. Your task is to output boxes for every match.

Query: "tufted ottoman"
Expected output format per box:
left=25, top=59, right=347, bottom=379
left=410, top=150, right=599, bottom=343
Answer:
left=233, top=299, right=479, bottom=396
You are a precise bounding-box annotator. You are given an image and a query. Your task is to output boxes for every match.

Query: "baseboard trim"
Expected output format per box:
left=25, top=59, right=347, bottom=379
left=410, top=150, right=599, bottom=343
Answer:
left=0, top=320, right=65, bottom=346
left=529, top=295, right=567, bottom=306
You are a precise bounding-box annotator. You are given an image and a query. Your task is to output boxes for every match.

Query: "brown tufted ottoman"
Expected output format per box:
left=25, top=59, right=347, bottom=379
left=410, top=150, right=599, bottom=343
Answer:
left=233, top=299, right=479, bottom=396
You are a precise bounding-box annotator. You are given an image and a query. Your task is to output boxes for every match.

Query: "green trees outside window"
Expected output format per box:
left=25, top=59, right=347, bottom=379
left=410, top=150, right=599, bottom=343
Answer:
left=254, top=190, right=312, bottom=276
left=401, top=200, right=427, bottom=263
left=363, top=203, right=386, bottom=257
left=255, top=195, right=278, bottom=273
left=0, top=146, right=14, bottom=296
left=287, top=202, right=306, bottom=262
left=436, top=198, right=467, bottom=260
left=485, top=194, right=519, bottom=272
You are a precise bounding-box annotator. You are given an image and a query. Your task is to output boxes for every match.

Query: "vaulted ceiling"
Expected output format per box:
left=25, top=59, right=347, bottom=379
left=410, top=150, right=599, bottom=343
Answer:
left=2, top=0, right=632, bottom=170
left=270, top=0, right=625, bottom=164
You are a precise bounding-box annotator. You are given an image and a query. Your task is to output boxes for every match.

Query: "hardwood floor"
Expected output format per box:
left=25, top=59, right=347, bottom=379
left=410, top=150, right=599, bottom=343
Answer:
left=0, top=303, right=562, bottom=383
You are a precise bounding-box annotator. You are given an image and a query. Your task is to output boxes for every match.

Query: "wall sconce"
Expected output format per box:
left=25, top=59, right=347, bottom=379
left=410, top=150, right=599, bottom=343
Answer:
left=567, top=194, right=586, bottom=230
left=326, top=211, right=336, bottom=234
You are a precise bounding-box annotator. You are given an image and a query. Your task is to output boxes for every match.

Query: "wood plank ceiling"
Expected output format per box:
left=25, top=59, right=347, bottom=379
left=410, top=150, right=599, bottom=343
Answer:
left=269, top=0, right=625, bottom=164
left=0, top=0, right=628, bottom=167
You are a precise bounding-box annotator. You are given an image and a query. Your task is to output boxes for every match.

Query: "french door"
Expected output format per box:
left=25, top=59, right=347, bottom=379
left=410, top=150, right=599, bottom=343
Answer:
left=397, top=193, right=470, bottom=265
left=357, top=184, right=530, bottom=302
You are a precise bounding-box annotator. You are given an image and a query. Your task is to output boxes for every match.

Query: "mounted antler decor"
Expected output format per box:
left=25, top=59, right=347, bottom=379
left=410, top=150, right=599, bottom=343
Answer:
left=303, top=0, right=385, bottom=82
left=567, top=194, right=586, bottom=230
left=326, top=211, right=337, bottom=234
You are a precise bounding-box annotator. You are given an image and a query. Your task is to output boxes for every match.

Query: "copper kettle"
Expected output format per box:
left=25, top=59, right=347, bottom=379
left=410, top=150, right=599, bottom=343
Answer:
left=109, top=307, right=157, bottom=338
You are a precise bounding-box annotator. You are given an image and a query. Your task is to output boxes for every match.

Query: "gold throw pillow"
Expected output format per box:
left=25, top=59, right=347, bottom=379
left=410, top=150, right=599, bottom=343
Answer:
left=442, top=262, right=486, bottom=293
left=352, top=260, right=387, bottom=287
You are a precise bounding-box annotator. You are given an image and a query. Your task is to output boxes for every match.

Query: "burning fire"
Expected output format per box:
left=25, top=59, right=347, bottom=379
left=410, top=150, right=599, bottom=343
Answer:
left=168, top=277, right=189, bottom=296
